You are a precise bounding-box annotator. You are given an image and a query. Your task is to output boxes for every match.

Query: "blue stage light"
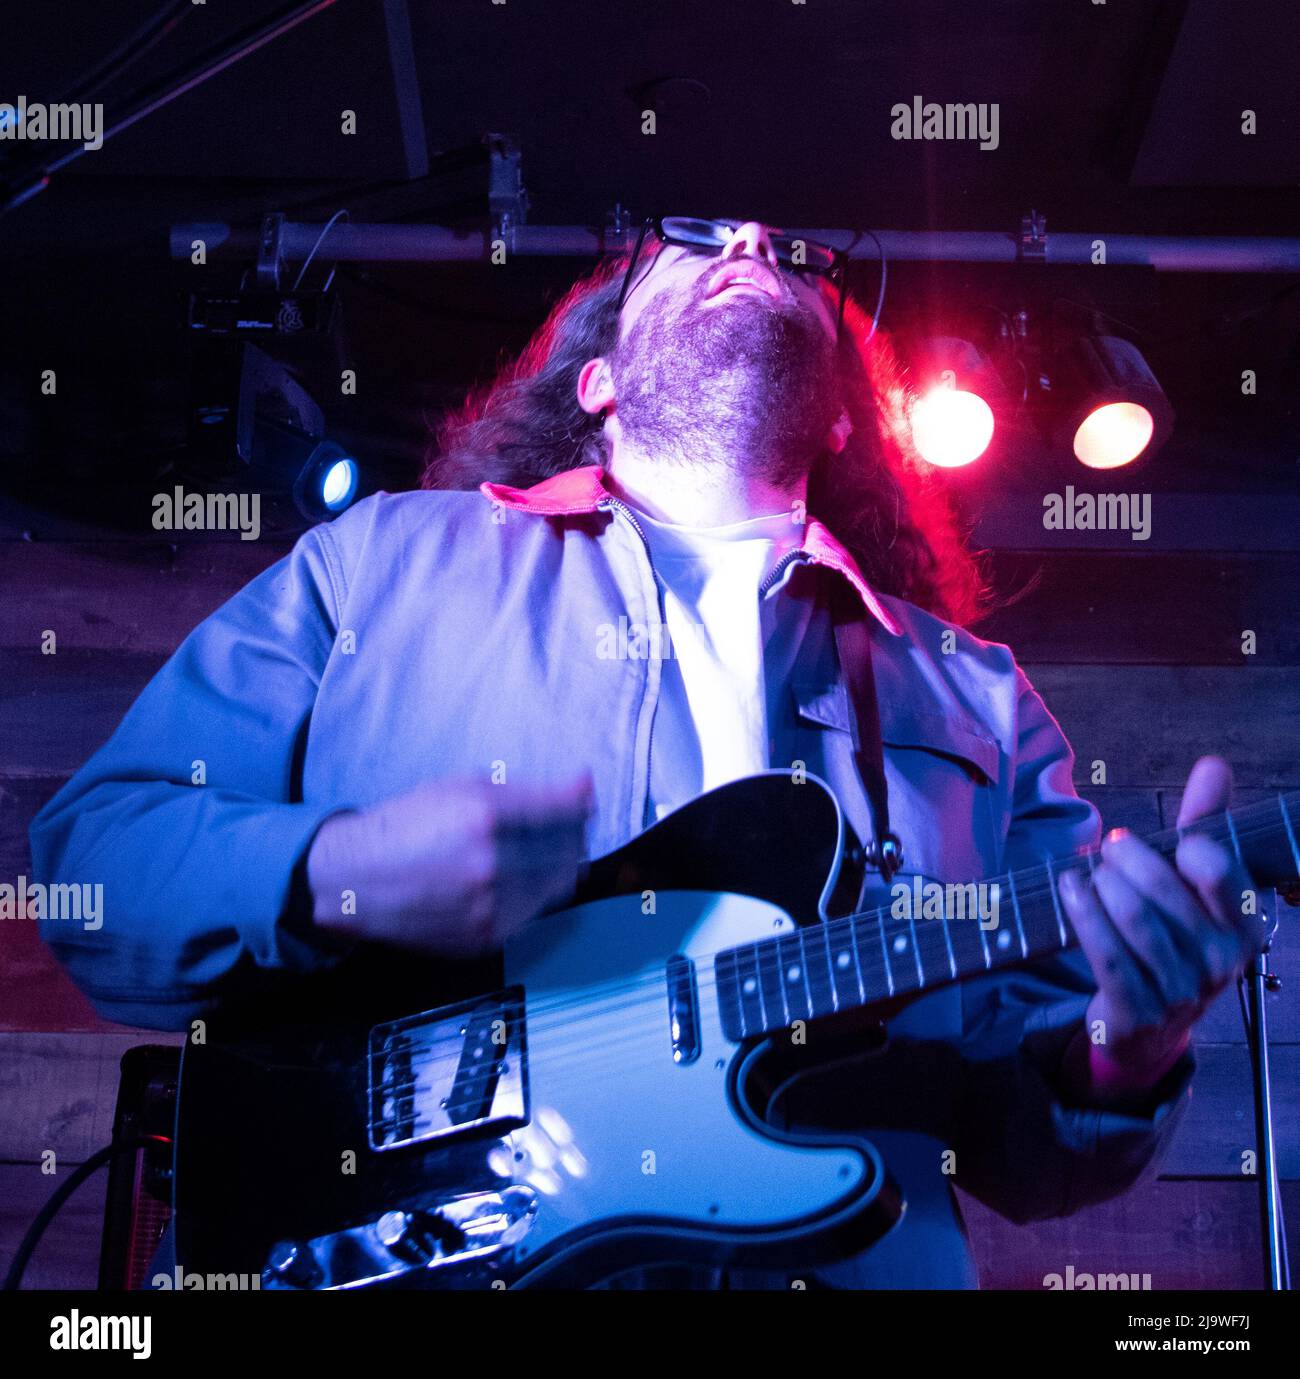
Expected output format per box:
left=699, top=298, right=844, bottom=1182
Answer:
left=292, top=440, right=361, bottom=522
left=320, top=456, right=358, bottom=510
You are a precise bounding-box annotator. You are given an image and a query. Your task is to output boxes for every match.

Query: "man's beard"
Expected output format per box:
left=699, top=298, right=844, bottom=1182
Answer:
left=609, top=276, right=841, bottom=488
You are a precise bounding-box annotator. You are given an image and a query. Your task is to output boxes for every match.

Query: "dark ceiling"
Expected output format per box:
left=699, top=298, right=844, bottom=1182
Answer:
left=0, top=0, right=1297, bottom=526
left=4, top=0, right=1298, bottom=225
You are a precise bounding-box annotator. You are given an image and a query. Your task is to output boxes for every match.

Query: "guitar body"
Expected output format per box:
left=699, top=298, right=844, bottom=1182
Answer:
left=174, top=774, right=904, bottom=1289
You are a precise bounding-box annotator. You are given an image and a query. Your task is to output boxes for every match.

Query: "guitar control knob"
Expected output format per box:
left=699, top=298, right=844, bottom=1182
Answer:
left=263, top=1240, right=321, bottom=1289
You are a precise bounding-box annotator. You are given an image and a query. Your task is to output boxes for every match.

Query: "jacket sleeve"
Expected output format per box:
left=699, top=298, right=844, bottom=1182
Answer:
left=29, top=519, right=357, bottom=1030
left=950, top=664, right=1194, bottom=1223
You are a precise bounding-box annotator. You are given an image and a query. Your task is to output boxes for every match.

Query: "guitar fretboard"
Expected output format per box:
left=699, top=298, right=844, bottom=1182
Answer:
left=714, top=791, right=1300, bottom=1042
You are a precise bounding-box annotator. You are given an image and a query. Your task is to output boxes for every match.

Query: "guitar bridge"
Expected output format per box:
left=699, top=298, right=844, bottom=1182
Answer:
left=367, top=989, right=528, bottom=1152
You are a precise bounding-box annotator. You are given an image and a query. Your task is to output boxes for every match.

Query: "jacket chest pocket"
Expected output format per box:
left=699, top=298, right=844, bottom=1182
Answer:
left=793, top=682, right=1005, bottom=883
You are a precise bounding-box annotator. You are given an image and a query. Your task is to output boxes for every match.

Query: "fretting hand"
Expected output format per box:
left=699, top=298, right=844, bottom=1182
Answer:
left=1059, top=756, right=1263, bottom=1105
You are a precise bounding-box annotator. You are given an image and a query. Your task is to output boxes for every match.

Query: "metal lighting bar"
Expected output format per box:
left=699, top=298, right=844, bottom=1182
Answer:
left=169, top=221, right=1300, bottom=273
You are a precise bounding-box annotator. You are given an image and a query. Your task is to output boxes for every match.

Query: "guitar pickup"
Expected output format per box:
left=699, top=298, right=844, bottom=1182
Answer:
left=367, top=989, right=529, bottom=1152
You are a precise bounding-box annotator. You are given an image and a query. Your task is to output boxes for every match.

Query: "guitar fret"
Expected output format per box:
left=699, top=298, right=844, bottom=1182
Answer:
left=1281, top=793, right=1300, bottom=876
left=907, top=913, right=924, bottom=986
left=730, top=954, right=750, bottom=1039
left=845, top=915, right=868, bottom=1005
left=798, top=930, right=816, bottom=1019
left=881, top=916, right=922, bottom=994
left=803, top=923, right=837, bottom=1018
left=776, top=933, right=812, bottom=1022
left=912, top=909, right=955, bottom=990
left=1006, top=868, right=1028, bottom=958
left=759, top=934, right=790, bottom=1031
left=877, top=911, right=896, bottom=997
left=1045, top=854, right=1068, bottom=947
left=941, top=901, right=988, bottom=980
left=939, top=911, right=957, bottom=980
left=822, top=922, right=842, bottom=1013
left=743, top=944, right=767, bottom=1032
left=1225, top=806, right=1243, bottom=865
left=716, top=945, right=762, bottom=1043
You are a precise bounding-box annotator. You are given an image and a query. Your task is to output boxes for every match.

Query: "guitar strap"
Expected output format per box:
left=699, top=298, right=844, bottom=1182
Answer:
left=830, top=579, right=905, bottom=885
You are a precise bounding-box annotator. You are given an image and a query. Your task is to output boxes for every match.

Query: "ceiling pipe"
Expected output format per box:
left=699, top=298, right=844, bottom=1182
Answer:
left=170, top=221, right=1300, bottom=273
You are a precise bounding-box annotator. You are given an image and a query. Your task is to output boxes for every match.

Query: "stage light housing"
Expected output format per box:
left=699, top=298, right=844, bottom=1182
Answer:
left=188, top=343, right=363, bottom=524
left=294, top=441, right=360, bottom=520
left=1049, top=334, right=1172, bottom=469
left=908, top=336, right=1001, bottom=468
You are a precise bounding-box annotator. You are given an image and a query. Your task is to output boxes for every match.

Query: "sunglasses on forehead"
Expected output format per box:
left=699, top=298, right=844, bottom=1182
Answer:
left=617, top=216, right=849, bottom=328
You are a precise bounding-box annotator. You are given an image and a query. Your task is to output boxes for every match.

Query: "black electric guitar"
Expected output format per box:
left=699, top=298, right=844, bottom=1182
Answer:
left=173, top=771, right=1300, bottom=1289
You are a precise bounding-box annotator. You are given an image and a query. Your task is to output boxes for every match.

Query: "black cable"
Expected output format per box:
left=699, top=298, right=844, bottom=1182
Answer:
left=843, top=229, right=888, bottom=338
left=1150, top=279, right=1300, bottom=350
left=1238, top=929, right=1291, bottom=1290
left=1, top=1134, right=171, bottom=1291
left=0, top=0, right=340, bottom=218
left=51, top=0, right=195, bottom=108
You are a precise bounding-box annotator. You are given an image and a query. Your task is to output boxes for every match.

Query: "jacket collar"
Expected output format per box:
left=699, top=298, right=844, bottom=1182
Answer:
left=480, top=465, right=902, bottom=636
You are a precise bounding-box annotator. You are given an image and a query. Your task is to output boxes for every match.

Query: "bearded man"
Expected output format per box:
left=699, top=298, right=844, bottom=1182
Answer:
left=32, top=218, right=1259, bottom=1289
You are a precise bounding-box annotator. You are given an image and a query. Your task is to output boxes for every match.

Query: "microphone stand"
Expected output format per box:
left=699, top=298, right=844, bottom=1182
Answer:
left=1245, top=892, right=1290, bottom=1289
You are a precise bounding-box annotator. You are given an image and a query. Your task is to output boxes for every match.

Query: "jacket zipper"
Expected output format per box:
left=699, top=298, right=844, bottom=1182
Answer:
left=598, top=498, right=662, bottom=827
left=596, top=496, right=652, bottom=556
left=758, top=547, right=809, bottom=597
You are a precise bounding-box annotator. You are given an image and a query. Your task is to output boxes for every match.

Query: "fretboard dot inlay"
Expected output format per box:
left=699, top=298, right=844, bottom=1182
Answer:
left=996, top=930, right=1011, bottom=950
left=836, top=952, right=851, bottom=969
left=892, top=935, right=908, bottom=954
left=742, top=977, right=757, bottom=995
left=786, top=965, right=801, bottom=983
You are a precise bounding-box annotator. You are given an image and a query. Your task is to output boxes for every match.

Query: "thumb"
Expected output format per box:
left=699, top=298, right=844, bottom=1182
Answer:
left=1176, top=755, right=1233, bottom=829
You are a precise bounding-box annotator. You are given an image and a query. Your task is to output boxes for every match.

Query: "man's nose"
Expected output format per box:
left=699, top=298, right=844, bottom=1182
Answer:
left=722, top=221, right=778, bottom=269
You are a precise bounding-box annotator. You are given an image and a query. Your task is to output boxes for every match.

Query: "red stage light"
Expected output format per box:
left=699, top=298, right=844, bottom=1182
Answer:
left=1072, top=401, right=1155, bottom=469
left=911, top=386, right=995, bottom=468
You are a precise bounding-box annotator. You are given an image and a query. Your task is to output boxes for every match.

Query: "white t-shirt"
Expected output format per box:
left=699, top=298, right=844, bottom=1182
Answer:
left=635, top=507, right=814, bottom=824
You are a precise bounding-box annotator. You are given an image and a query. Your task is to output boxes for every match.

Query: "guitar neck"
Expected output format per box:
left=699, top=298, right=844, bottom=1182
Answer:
left=715, top=791, right=1300, bottom=1042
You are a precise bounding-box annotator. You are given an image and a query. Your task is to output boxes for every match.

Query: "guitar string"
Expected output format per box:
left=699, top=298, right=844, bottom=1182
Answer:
left=369, top=799, right=1293, bottom=1077
left=375, top=799, right=1292, bottom=1044
left=370, top=934, right=1224, bottom=1120
left=335, top=799, right=1293, bottom=1099
left=373, top=892, right=1285, bottom=1108
left=394, top=793, right=1292, bottom=1038
left=376, top=844, right=1280, bottom=1103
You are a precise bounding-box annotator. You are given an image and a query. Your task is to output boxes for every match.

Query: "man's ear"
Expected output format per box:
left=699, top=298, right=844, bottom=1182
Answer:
left=577, top=358, right=616, bottom=417
left=825, top=407, right=853, bottom=455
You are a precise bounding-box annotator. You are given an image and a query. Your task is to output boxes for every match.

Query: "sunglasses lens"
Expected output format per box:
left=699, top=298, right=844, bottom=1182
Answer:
left=660, top=216, right=733, bottom=248
left=661, top=217, right=837, bottom=274
left=623, top=219, right=843, bottom=314
left=772, top=237, right=837, bottom=273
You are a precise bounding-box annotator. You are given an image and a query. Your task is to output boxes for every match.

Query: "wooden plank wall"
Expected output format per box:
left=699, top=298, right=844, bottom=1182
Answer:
left=0, top=530, right=1296, bottom=1288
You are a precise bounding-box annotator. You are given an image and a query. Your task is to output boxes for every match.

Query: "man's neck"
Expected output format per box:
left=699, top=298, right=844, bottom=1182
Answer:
left=603, top=439, right=806, bottom=528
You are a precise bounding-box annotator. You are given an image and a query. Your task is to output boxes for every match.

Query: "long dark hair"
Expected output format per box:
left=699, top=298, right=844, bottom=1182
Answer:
left=423, top=258, right=987, bottom=625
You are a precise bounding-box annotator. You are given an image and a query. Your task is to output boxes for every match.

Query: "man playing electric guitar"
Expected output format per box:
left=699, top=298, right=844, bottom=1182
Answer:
left=33, top=218, right=1262, bottom=1288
